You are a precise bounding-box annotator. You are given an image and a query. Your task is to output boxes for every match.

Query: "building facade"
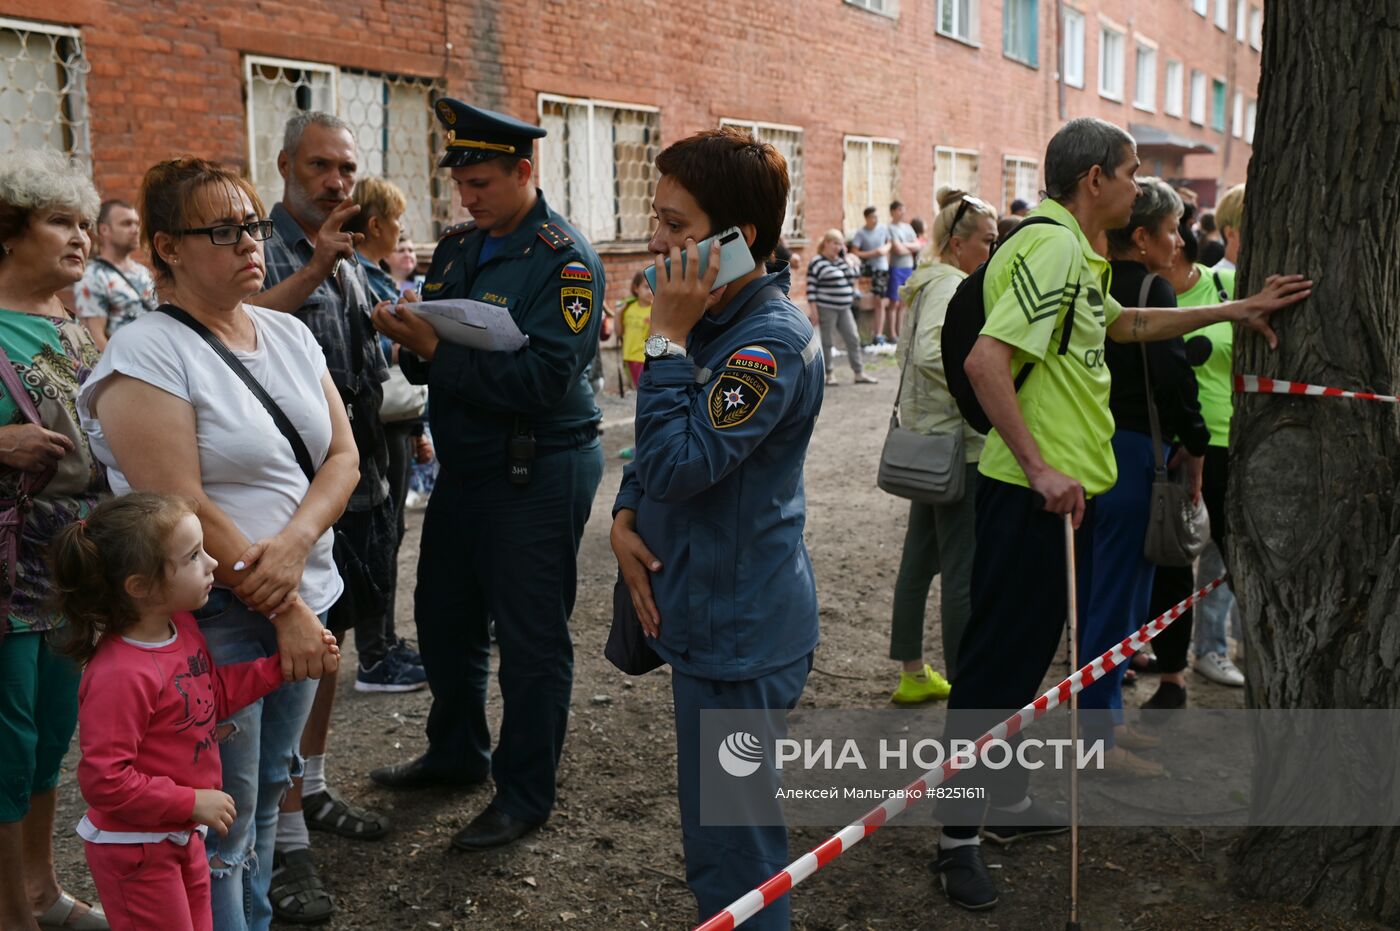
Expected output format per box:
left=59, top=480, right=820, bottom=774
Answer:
left=1, top=0, right=1263, bottom=305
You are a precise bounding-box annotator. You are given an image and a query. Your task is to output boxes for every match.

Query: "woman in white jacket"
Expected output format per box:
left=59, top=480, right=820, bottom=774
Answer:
left=887, top=187, right=998, bottom=703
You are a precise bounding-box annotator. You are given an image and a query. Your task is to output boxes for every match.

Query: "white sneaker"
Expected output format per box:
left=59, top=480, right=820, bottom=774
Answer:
left=1194, top=651, right=1245, bottom=687
left=404, top=490, right=427, bottom=510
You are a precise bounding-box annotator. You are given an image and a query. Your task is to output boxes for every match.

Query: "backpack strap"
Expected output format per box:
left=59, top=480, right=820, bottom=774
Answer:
left=1211, top=270, right=1229, bottom=301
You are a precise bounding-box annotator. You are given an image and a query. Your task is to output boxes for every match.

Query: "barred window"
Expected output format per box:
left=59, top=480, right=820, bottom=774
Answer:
left=843, top=136, right=900, bottom=235
left=1002, top=157, right=1039, bottom=214
left=934, top=147, right=980, bottom=204
left=537, top=95, right=659, bottom=244
left=243, top=56, right=450, bottom=243
left=0, top=18, right=90, bottom=168
left=720, top=119, right=805, bottom=240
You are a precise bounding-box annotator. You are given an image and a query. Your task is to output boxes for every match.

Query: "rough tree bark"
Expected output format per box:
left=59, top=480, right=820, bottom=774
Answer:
left=1229, top=0, right=1400, bottom=924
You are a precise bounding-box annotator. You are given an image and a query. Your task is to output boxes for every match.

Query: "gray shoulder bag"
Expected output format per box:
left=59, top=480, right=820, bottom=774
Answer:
left=876, top=281, right=965, bottom=504
left=1137, top=273, right=1211, bottom=566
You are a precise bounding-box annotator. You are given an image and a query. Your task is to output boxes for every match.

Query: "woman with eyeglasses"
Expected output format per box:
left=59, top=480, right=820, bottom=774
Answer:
left=0, top=150, right=110, bottom=931
left=886, top=187, right=998, bottom=704
left=78, top=157, right=354, bottom=931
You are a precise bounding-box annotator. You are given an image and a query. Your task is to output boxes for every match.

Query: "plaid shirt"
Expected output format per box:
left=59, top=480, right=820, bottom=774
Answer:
left=262, top=203, right=389, bottom=509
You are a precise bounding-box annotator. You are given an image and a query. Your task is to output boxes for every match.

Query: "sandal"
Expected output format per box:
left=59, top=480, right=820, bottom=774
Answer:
left=35, top=890, right=109, bottom=930
left=270, top=848, right=334, bottom=925
left=302, top=787, right=389, bottom=840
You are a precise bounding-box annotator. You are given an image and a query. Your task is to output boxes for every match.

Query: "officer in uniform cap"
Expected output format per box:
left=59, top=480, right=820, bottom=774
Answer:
left=370, top=99, right=605, bottom=851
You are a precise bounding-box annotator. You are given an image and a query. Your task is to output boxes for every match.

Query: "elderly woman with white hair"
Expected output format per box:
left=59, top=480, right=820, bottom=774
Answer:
left=0, top=151, right=109, bottom=930
left=806, top=229, right=877, bottom=385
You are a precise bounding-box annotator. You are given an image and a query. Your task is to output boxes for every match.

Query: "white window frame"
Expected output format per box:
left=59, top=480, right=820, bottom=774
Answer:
left=1002, top=156, right=1039, bottom=214
left=842, top=135, right=901, bottom=234
left=1189, top=69, right=1207, bottom=125
left=1192, top=0, right=1208, bottom=16
left=1232, top=91, right=1244, bottom=138
left=936, top=0, right=978, bottom=45
left=1235, top=0, right=1247, bottom=41
left=720, top=117, right=806, bottom=240
left=1249, top=5, right=1263, bottom=50
left=1132, top=39, right=1156, bottom=112
left=242, top=55, right=449, bottom=243
left=1245, top=99, right=1257, bottom=143
left=1163, top=59, right=1184, bottom=117
left=845, top=0, right=898, bottom=19
left=537, top=93, right=661, bottom=245
left=0, top=16, right=92, bottom=169
left=1214, top=0, right=1229, bottom=30
left=1098, top=21, right=1125, bottom=102
left=934, top=145, right=980, bottom=206
left=1062, top=7, right=1085, bottom=89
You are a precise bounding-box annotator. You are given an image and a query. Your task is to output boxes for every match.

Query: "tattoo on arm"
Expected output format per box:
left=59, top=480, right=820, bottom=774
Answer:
left=1130, top=311, right=1148, bottom=340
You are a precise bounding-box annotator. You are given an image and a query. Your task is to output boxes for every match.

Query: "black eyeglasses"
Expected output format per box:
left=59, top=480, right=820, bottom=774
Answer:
left=176, top=220, right=274, bottom=246
left=948, top=195, right=992, bottom=239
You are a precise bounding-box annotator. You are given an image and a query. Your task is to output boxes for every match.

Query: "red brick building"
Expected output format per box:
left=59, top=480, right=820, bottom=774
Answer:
left=2, top=0, right=1262, bottom=304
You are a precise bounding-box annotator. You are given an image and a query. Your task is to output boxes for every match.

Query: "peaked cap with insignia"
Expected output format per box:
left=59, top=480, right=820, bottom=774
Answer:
left=434, top=98, right=547, bottom=168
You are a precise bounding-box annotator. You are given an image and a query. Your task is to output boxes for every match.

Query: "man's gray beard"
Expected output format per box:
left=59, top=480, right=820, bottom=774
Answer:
left=286, top=178, right=331, bottom=228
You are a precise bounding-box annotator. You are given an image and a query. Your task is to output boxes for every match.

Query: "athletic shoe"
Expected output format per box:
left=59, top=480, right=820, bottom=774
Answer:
left=873, top=334, right=889, bottom=346
left=1194, top=651, right=1245, bottom=687
left=404, top=490, right=427, bottom=510
left=389, top=637, right=422, bottom=667
left=891, top=664, right=951, bottom=704
left=981, top=798, right=1068, bottom=846
left=932, top=843, right=999, bottom=911
left=355, top=653, right=428, bottom=693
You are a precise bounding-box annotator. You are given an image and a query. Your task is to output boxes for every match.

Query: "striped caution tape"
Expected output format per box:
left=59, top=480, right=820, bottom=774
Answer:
left=1236, top=374, right=1400, bottom=404
left=694, top=575, right=1229, bottom=931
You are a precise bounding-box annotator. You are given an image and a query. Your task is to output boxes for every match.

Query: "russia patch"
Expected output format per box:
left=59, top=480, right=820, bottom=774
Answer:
left=561, top=261, right=592, bottom=282
left=724, top=345, right=778, bottom=379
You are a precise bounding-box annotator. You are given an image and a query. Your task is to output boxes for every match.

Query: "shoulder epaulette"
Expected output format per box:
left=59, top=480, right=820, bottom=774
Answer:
left=537, top=222, right=574, bottom=251
left=439, top=221, right=475, bottom=241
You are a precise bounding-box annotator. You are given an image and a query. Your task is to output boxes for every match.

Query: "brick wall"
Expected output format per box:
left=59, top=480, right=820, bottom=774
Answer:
left=5, top=0, right=1264, bottom=310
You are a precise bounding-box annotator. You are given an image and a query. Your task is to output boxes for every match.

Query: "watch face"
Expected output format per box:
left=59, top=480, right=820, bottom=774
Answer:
left=644, top=335, right=668, bottom=358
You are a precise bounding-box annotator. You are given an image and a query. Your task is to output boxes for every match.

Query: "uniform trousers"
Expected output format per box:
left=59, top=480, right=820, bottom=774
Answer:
left=414, top=441, right=603, bottom=823
left=937, top=478, right=1095, bottom=835
left=672, top=653, right=812, bottom=931
left=85, top=835, right=211, bottom=931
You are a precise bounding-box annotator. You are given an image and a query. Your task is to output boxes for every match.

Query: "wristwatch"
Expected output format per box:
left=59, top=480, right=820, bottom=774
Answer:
left=644, top=335, right=687, bottom=361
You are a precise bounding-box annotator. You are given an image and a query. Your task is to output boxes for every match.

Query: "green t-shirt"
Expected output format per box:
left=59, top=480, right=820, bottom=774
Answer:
left=977, top=199, right=1124, bottom=497
left=1180, top=265, right=1235, bottom=448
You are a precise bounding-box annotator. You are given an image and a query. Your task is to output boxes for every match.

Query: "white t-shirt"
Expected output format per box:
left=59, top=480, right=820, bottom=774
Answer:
left=78, top=305, right=343, bottom=614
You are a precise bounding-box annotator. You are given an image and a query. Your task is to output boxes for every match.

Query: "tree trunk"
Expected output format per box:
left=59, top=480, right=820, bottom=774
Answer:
left=1229, top=0, right=1400, bottom=924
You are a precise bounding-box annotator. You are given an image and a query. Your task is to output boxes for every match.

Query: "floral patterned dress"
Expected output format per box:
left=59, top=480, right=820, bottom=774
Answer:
left=0, top=308, right=107, bottom=635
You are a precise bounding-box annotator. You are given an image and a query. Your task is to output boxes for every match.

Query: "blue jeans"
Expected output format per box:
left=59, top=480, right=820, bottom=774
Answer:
left=195, top=590, right=317, bottom=931
left=1193, top=542, right=1236, bottom=657
left=1080, top=431, right=1162, bottom=746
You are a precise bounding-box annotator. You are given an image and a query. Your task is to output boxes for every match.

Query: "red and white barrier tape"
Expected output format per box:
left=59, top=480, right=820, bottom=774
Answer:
left=1236, top=374, right=1400, bottom=404
left=694, top=575, right=1229, bottom=931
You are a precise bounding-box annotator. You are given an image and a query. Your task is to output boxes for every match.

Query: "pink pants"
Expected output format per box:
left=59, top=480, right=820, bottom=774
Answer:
left=628, top=360, right=644, bottom=388
left=85, top=834, right=211, bottom=931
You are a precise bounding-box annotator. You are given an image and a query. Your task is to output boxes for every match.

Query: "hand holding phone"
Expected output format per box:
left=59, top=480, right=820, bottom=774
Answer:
left=642, top=227, right=755, bottom=295
left=647, top=234, right=734, bottom=342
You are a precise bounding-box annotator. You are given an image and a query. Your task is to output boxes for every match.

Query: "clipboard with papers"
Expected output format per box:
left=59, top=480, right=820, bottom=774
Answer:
left=398, top=300, right=529, bottom=352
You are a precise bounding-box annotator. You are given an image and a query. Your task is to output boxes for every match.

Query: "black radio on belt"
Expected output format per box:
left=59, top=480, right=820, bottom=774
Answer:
left=508, top=427, right=536, bottom=486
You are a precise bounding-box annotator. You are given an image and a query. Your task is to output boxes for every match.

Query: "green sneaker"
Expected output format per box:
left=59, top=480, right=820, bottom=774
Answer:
left=891, top=664, right=952, bottom=704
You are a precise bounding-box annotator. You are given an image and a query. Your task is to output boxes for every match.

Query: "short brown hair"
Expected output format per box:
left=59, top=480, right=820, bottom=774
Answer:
left=137, top=157, right=265, bottom=283
left=347, top=177, right=407, bottom=236
left=654, top=128, right=788, bottom=263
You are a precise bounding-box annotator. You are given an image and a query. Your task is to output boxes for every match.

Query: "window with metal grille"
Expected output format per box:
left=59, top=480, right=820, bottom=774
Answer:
left=537, top=95, right=659, bottom=244
left=720, top=119, right=805, bottom=240
left=934, top=147, right=980, bottom=205
left=0, top=17, right=90, bottom=169
left=243, top=56, right=450, bottom=244
left=1002, top=157, right=1039, bottom=214
left=843, top=136, right=900, bottom=235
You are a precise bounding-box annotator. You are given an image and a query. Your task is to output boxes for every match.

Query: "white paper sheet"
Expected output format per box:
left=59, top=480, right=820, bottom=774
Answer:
left=397, top=300, right=529, bottom=352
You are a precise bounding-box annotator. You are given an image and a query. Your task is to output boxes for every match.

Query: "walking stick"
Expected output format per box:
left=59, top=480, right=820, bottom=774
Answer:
left=1063, top=512, right=1082, bottom=931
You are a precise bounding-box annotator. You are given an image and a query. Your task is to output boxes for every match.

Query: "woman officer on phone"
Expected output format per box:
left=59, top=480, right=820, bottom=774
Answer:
left=609, top=128, right=824, bottom=930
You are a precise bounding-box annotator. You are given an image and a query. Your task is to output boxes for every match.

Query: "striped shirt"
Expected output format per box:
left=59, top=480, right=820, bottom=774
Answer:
left=806, top=255, right=857, bottom=311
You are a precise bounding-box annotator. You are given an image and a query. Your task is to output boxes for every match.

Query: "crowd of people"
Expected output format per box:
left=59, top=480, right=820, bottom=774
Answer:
left=0, top=100, right=1301, bottom=931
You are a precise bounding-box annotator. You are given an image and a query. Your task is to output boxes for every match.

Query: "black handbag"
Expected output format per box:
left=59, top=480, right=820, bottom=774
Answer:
left=604, top=571, right=663, bottom=675
left=156, top=304, right=385, bottom=625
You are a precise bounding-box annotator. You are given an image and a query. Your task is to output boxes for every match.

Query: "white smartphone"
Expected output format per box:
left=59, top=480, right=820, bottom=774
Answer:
left=643, top=226, right=756, bottom=294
